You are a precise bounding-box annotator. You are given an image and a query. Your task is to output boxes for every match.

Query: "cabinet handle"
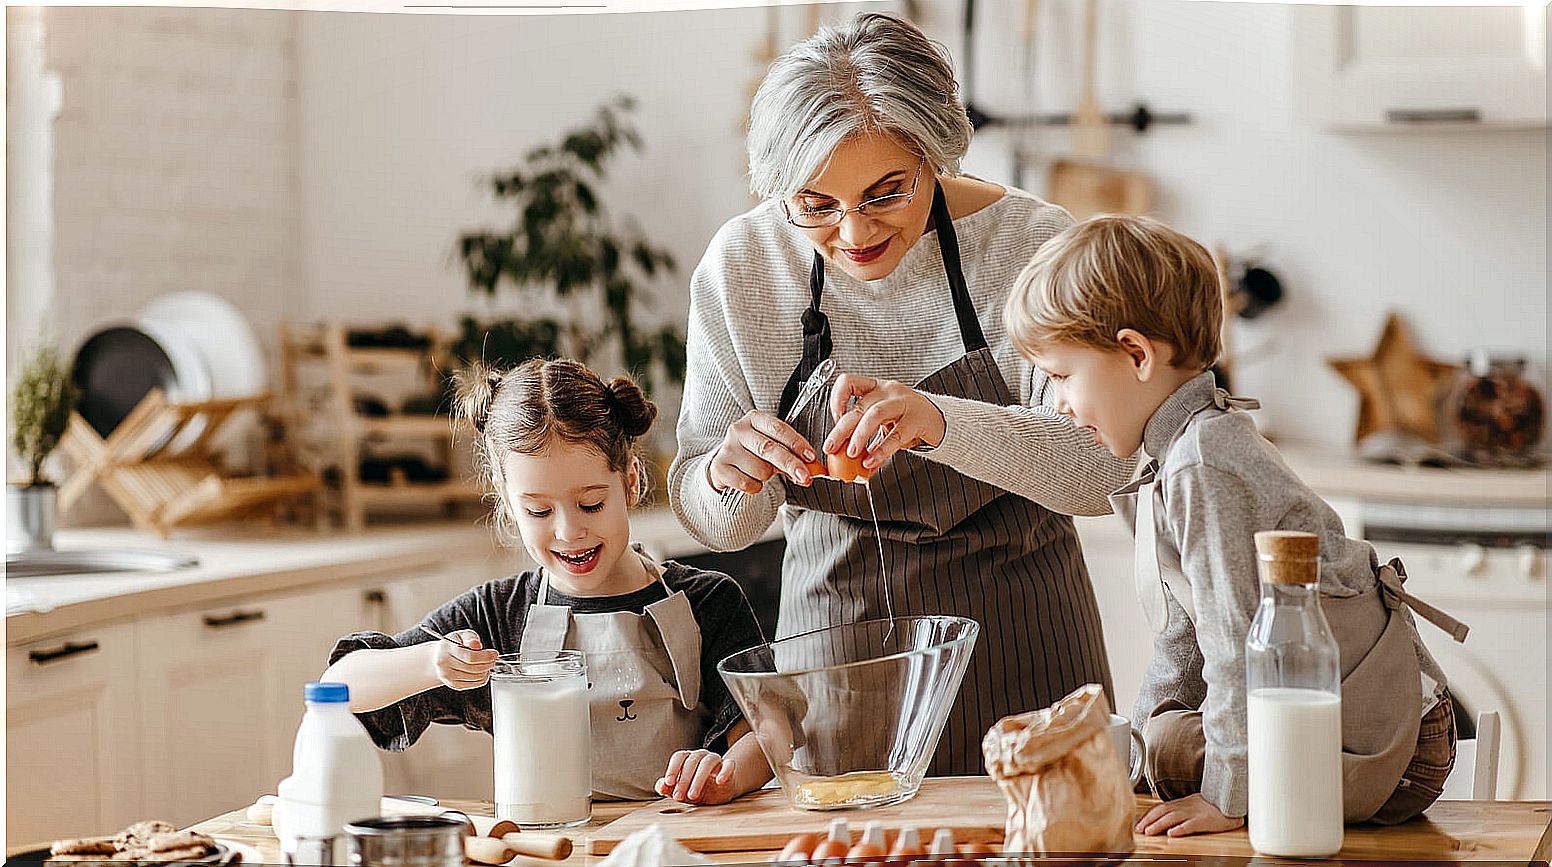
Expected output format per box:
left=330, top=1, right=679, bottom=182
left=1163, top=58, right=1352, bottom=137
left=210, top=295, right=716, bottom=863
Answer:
left=1386, top=107, right=1480, bottom=124
left=363, top=589, right=386, bottom=605
left=202, top=609, right=267, bottom=629
left=29, top=640, right=101, bottom=665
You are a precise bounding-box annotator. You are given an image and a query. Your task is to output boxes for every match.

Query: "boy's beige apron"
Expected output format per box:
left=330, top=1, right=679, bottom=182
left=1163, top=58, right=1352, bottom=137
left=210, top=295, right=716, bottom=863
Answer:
left=1112, top=388, right=1469, bottom=821
left=774, top=182, right=1113, bottom=776
left=519, top=553, right=706, bottom=800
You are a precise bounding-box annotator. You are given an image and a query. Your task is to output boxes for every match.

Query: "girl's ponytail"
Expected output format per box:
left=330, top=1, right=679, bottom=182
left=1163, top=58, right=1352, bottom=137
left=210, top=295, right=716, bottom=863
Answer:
left=453, top=360, right=504, bottom=434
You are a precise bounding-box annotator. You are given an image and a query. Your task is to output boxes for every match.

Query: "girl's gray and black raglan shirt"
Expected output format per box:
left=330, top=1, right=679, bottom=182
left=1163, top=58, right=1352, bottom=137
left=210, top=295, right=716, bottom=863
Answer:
left=328, top=561, right=765, bottom=754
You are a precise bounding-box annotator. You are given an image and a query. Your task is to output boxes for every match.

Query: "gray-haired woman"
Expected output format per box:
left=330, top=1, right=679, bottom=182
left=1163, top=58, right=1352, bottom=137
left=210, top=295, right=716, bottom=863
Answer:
left=668, top=12, right=1135, bottom=775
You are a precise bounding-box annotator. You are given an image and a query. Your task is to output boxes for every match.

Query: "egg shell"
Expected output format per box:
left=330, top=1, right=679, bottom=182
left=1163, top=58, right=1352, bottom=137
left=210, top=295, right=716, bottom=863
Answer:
left=811, top=838, right=851, bottom=862
left=846, top=842, right=885, bottom=864
left=825, top=451, right=876, bottom=484
left=776, top=833, right=820, bottom=864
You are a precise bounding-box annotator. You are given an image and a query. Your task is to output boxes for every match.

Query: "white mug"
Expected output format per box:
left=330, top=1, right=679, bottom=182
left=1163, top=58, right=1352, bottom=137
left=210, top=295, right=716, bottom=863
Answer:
left=1106, top=713, right=1147, bottom=788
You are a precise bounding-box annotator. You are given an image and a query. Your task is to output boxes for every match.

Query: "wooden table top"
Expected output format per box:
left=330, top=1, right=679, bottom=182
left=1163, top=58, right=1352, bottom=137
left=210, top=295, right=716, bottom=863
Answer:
left=189, top=792, right=1552, bottom=864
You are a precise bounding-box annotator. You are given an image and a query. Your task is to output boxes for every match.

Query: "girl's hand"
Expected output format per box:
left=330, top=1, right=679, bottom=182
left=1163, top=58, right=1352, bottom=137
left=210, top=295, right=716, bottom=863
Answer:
left=708, top=410, right=820, bottom=494
left=824, top=375, right=946, bottom=468
left=654, top=749, right=740, bottom=805
left=428, top=629, right=500, bottom=690
left=1134, top=793, right=1245, bottom=837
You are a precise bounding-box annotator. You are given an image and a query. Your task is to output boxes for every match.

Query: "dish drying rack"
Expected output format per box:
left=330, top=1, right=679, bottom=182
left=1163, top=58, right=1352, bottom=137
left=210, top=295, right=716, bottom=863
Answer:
left=56, top=389, right=320, bottom=539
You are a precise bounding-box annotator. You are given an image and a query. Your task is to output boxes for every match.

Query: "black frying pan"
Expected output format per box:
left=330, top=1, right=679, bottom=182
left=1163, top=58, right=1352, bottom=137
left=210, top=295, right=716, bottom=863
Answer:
left=71, top=327, right=179, bottom=438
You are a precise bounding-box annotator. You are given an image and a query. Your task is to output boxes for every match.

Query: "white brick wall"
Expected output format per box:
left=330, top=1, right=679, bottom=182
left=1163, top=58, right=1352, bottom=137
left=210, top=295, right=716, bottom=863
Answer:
left=35, top=7, right=302, bottom=523
left=44, top=6, right=301, bottom=361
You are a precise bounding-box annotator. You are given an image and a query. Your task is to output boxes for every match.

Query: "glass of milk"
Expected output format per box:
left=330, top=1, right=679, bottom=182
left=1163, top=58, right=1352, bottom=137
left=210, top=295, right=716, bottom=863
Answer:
left=490, top=650, right=591, bottom=828
left=1245, top=531, right=1343, bottom=858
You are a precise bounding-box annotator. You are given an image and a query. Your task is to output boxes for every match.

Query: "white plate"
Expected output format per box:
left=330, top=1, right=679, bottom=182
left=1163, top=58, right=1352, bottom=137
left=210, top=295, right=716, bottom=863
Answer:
left=139, top=292, right=266, bottom=398
left=138, top=292, right=266, bottom=456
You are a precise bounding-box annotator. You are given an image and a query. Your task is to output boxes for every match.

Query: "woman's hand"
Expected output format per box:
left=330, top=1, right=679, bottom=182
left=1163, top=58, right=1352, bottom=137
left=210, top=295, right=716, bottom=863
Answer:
left=708, top=410, right=820, bottom=494
left=654, top=749, right=741, bottom=805
left=1134, top=793, right=1245, bottom=837
left=427, top=629, right=500, bottom=691
left=824, top=374, right=947, bottom=468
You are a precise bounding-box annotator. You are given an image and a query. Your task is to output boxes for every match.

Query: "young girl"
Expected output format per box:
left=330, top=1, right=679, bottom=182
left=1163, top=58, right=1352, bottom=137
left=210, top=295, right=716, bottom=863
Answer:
left=322, top=358, right=772, bottom=804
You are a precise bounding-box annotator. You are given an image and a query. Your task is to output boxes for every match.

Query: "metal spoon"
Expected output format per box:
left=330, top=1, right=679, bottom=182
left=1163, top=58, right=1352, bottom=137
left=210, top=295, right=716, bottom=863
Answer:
left=418, top=623, right=473, bottom=650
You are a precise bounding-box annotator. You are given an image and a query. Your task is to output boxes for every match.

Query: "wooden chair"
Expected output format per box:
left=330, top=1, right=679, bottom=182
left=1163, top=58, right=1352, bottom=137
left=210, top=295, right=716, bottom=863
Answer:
left=1442, top=711, right=1501, bottom=800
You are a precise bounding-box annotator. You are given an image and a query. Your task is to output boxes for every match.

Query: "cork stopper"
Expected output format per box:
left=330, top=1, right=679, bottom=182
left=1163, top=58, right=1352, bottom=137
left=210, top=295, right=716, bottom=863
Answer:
left=1254, top=530, right=1320, bottom=585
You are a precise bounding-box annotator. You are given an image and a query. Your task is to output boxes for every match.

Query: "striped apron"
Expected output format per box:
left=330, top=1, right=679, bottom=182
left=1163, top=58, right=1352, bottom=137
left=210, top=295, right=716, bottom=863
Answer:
left=774, top=182, right=1114, bottom=776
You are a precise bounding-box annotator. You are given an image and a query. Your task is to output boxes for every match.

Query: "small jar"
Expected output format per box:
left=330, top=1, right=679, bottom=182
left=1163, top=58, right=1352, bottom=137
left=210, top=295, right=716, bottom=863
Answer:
left=1445, top=350, right=1546, bottom=465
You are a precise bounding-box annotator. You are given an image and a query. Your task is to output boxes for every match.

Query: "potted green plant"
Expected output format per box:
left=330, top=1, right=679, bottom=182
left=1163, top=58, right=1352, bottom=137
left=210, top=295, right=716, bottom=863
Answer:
left=452, top=96, right=687, bottom=396
left=7, top=343, right=78, bottom=553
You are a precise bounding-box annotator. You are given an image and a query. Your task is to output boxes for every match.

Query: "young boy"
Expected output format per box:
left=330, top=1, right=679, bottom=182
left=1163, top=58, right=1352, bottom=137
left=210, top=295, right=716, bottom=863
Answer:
left=998, top=216, right=1468, bottom=836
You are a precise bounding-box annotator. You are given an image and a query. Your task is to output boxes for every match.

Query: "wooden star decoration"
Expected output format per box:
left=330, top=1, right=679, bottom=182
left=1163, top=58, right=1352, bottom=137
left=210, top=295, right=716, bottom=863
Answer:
left=1327, top=312, right=1459, bottom=444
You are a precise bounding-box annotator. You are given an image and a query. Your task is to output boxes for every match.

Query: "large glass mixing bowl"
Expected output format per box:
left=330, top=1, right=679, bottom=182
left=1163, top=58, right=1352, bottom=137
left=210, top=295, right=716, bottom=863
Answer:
left=717, top=616, right=979, bottom=811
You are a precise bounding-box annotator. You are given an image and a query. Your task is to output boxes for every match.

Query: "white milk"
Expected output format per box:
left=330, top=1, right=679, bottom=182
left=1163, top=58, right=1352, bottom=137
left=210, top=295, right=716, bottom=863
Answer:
left=492, top=669, right=591, bottom=827
left=1247, top=687, right=1343, bottom=858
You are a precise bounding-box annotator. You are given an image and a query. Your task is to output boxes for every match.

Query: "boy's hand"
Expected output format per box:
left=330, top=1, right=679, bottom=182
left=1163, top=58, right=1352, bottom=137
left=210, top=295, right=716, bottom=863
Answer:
left=654, top=749, right=739, bottom=805
left=428, top=629, right=500, bottom=690
left=824, top=375, right=946, bottom=468
left=1135, top=793, right=1244, bottom=837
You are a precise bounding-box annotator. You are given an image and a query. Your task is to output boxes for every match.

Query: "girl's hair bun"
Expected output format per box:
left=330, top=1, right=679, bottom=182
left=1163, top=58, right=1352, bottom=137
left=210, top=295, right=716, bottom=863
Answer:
left=453, top=361, right=503, bottom=434
left=606, top=376, right=658, bottom=439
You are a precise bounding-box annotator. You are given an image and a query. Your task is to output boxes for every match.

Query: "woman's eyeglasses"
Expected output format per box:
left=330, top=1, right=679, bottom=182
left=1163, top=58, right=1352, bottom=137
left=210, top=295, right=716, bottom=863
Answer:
left=783, top=158, right=926, bottom=229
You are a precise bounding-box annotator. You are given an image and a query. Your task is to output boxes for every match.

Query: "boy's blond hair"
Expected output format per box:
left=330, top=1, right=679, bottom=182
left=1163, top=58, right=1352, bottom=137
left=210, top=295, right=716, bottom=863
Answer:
left=1004, top=214, right=1224, bottom=370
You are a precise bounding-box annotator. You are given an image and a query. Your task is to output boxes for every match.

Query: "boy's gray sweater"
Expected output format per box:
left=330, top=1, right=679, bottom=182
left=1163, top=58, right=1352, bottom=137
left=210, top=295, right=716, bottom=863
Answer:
left=1110, top=372, right=1447, bottom=818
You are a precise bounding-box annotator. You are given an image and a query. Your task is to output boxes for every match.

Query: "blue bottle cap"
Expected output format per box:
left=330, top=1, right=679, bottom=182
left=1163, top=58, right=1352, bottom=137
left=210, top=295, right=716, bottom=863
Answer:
left=305, top=682, right=350, bottom=703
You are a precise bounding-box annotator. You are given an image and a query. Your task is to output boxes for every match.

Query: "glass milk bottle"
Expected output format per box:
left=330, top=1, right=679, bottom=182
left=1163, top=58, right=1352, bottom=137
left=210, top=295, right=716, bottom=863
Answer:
left=1245, top=531, right=1343, bottom=858
left=491, top=650, right=591, bottom=828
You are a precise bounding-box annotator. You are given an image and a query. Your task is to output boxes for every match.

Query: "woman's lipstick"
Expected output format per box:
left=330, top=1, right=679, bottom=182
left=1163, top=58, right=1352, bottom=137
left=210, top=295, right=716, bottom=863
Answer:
left=842, top=239, right=889, bottom=264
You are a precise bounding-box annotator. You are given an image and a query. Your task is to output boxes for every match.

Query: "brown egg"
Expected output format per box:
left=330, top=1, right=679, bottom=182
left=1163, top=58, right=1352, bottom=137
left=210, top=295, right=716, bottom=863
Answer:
left=846, top=841, right=885, bottom=864
left=811, top=838, right=851, bottom=863
left=804, top=459, right=828, bottom=478
left=956, top=842, right=996, bottom=864
left=825, top=451, right=876, bottom=484
left=776, top=833, right=820, bottom=864
left=885, top=829, right=925, bottom=867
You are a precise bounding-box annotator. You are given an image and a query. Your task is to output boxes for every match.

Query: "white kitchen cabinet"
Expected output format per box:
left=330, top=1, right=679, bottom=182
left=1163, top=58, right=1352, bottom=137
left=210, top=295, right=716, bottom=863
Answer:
left=134, top=582, right=388, bottom=826
left=1292, top=4, right=1549, bottom=130
left=6, top=622, right=143, bottom=846
left=135, top=596, right=299, bottom=827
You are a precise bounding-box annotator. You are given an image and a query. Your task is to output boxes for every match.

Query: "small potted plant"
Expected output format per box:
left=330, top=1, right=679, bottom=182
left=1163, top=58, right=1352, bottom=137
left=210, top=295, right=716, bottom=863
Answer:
left=8, top=343, right=78, bottom=553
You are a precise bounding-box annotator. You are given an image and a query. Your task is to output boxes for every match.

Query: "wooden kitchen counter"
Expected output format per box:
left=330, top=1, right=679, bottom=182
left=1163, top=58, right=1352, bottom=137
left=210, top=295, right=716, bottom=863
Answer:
left=187, top=788, right=1552, bottom=864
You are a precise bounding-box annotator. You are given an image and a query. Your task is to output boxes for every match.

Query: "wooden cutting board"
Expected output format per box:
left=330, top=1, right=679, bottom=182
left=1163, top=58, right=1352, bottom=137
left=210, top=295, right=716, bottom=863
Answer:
left=587, top=777, right=1005, bottom=855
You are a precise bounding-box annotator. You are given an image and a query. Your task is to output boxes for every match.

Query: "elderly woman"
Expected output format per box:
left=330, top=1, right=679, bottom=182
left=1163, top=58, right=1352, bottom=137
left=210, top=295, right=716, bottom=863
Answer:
left=668, top=12, right=1135, bottom=775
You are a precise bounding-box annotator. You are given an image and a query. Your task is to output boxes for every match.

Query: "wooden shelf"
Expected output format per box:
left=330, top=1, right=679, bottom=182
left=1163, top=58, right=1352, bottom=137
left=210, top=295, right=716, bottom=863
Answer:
left=282, top=327, right=435, bottom=369
left=279, top=320, right=478, bottom=531
left=356, top=480, right=484, bottom=505
left=357, top=414, right=468, bottom=437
